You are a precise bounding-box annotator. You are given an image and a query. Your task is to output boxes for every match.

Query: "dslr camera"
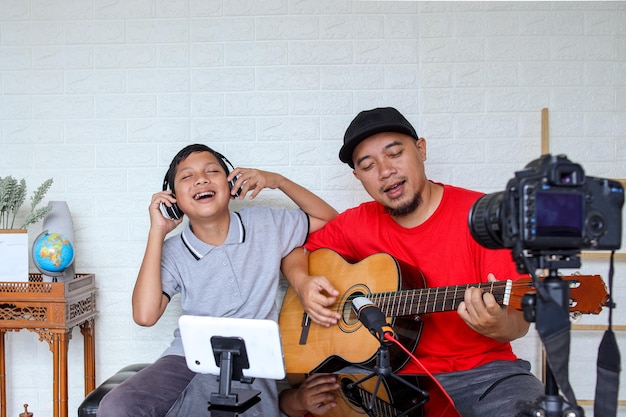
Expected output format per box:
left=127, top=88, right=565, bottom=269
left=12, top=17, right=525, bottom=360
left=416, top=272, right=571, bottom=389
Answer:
left=469, top=154, right=624, bottom=255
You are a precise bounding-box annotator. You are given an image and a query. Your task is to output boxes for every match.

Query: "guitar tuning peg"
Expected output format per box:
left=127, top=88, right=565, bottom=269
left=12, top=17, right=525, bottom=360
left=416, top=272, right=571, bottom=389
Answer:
left=569, top=312, right=581, bottom=323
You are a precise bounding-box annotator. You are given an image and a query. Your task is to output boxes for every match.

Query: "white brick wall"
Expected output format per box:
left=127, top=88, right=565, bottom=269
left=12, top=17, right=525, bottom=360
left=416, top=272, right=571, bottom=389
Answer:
left=1, top=1, right=625, bottom=416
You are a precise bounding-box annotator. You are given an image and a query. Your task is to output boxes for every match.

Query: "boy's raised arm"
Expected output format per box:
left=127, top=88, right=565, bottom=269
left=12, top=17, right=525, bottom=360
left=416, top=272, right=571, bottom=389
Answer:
left=228, top=167, right=337, bottom=232
left=132, top=190, right=182, bottom=326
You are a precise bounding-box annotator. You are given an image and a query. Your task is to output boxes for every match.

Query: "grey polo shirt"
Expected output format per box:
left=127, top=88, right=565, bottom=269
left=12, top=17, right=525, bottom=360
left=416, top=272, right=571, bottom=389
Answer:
left=159, top=206, right=308, bottom=357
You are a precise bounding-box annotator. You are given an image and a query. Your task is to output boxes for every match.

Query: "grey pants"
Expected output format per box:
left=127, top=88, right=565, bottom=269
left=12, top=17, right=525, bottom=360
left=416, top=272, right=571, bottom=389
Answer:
left=97, top=355, right=196, bottom=417
left=434, top=360, right=545, bottom=417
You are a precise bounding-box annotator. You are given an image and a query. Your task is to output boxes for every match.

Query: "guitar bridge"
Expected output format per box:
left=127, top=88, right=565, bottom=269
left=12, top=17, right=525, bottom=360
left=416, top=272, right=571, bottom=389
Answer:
left=299, top=313, right=310, bottom=345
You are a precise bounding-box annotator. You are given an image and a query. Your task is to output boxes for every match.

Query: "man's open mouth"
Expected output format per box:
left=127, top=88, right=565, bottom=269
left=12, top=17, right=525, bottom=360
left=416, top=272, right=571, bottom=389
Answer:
left=384, top=181, right=404, bottom=193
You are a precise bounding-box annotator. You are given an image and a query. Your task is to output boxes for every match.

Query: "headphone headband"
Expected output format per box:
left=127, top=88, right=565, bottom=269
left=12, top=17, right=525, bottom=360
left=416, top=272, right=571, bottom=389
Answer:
left=160, top=145, right=237, bottom=220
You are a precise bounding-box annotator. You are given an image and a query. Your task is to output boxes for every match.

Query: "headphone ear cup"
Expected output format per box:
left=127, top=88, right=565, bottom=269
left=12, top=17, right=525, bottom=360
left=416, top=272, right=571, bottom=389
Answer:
left=216, top=152, right=241, bottom=198
left=228, top=176, right=242, bottom=198
left=162, top=174, right=184, bottom=220
left=170, top=201, right=183, bottom=219
left=160, top=200, right=183, bottom=220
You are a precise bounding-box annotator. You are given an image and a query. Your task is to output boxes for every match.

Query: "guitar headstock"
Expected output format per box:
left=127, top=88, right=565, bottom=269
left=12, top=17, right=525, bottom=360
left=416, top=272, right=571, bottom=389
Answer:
left=564, top=275, right=609, bottom=315
left=511, top=274, right=609, bottom=315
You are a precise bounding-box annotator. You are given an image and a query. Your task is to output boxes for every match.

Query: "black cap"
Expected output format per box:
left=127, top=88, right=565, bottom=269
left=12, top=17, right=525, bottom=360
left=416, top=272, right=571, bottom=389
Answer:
left=339, top=107, right=418, bottom=168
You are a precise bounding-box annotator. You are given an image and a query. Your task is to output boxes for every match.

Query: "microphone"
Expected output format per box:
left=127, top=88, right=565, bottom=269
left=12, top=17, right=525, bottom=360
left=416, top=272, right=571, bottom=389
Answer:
left=351, top=296, right=395, bottom=343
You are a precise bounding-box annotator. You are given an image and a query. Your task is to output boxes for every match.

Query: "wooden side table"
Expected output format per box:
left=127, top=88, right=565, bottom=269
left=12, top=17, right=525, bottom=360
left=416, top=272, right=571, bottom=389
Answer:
left=0, top=274, right=97, bottom=417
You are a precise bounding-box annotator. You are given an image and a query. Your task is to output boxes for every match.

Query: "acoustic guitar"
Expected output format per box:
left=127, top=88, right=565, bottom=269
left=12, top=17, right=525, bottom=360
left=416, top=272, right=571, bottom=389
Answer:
left=279, top=248, right=609, bottom=376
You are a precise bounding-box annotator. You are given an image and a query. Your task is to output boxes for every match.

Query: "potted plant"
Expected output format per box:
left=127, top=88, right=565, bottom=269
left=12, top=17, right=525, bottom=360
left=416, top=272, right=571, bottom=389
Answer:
left=0, top=176, right=53, bottom=281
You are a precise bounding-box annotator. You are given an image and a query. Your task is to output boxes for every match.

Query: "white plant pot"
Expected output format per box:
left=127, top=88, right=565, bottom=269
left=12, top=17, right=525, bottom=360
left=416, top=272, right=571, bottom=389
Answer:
left=0, top=229, right=29, bottom=282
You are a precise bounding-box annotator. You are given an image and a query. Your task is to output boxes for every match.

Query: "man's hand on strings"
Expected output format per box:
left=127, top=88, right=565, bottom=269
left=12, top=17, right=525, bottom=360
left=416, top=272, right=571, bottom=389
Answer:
left=458, top=273, right=530, bottom=342
left=281, top=247, right=341, bottom=327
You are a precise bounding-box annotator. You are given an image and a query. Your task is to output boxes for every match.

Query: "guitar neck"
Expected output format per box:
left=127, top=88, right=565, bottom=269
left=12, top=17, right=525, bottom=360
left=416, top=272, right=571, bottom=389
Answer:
left=369, top=280, right=512, bottom=317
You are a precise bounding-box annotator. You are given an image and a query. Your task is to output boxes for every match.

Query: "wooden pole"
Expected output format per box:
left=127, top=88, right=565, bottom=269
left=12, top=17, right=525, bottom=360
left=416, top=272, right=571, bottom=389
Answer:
left=541, top=108, right=550, bottom=155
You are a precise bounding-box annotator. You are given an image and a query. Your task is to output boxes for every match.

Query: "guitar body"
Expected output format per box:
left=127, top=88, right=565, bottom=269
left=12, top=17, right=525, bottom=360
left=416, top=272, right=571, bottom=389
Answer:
left=279, top=249, right=424, bottom=376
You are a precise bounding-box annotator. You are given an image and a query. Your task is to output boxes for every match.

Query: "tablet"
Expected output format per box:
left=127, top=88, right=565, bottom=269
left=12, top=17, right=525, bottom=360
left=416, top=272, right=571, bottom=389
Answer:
left=179, top=315, right=286, bottom=380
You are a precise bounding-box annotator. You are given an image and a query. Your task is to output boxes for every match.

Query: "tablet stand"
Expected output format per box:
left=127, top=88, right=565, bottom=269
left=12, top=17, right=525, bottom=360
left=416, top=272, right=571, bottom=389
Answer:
left=208, top=336, right=261, bottom=409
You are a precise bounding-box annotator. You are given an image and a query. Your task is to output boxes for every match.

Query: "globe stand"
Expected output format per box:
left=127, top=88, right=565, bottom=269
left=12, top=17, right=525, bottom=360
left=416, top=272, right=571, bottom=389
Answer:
left=46, top=272, right=69, bottom=283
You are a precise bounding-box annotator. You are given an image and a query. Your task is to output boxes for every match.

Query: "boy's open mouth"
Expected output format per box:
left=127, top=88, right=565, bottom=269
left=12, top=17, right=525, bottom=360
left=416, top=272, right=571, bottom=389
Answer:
left=194, top=191, right=215, bottom=200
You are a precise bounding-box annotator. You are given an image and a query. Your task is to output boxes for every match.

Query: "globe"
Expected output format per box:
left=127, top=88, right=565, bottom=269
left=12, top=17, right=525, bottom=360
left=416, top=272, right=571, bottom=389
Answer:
left=32, top=231, right=75, bottom=276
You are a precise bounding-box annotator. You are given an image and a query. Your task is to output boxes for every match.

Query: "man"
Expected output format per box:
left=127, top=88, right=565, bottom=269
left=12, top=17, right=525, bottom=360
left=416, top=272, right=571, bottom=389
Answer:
left=281, top=107, right=545, bottom=417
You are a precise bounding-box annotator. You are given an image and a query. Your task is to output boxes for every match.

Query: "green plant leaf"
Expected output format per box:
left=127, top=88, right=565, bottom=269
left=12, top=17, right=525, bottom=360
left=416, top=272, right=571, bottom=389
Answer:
left=19, top=205, right=53, bottom=229
left=0, top=176, right=54, bottom=229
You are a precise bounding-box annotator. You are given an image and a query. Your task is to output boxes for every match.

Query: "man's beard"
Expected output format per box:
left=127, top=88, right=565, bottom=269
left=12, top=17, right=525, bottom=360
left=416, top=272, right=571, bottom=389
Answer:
left=385, top=192, right=422, bottom=217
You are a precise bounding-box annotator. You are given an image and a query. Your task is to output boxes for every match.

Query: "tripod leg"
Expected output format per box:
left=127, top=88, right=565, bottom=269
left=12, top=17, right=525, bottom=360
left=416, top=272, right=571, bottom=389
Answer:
left=368, top=375, right=384, bottom=411
left=387, top=372, right=430, bottom=399
left=346, top=371, right=378, bottom=389
left=346, top=372, right=384, bottom=413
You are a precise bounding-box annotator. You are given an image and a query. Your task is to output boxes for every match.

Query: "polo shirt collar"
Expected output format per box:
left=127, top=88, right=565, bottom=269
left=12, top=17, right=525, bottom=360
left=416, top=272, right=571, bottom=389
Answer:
left=180, top=212, right=245, bottom=260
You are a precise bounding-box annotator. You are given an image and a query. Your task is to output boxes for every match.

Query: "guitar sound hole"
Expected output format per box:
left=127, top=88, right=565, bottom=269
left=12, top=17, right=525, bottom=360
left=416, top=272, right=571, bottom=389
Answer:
left=341, top=293, right=362, bottom=326
left=342, top=304, right=358, bottom=325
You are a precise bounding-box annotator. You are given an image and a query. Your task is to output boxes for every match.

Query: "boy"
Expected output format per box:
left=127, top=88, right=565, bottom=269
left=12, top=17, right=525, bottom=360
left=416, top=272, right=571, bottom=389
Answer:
left=97, top=144, right=338, bottom=417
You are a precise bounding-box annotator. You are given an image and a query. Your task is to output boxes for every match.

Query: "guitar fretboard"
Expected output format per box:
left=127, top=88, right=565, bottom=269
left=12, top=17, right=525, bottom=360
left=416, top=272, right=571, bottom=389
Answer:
left=361, top=280, right=512, bottom=317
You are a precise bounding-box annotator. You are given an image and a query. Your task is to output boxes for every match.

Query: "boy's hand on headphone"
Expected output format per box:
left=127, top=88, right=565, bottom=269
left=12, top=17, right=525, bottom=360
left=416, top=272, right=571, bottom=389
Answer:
left=150, top=191, right=183, bottom=233
left=229, top=168, right=283, bottom=200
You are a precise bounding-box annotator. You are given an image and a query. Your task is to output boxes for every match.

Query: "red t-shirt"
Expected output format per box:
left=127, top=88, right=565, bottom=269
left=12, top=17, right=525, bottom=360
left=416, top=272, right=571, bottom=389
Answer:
left=304, top=183, right=526, bottom=374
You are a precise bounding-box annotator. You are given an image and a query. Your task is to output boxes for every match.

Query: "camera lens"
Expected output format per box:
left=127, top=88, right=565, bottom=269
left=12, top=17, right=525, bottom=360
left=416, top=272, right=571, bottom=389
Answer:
left=468, top=192, right=506, bottom=249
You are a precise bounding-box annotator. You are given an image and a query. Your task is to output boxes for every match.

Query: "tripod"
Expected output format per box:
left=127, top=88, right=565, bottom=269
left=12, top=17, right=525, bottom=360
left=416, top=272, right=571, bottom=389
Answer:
left=346, top=339, right=429, bottom=417
left=518, top=254, right=584, bottom=417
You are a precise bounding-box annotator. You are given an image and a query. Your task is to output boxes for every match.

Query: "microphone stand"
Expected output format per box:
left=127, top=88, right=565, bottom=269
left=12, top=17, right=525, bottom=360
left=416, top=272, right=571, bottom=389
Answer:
left=346, top=337, right=429, bottom=417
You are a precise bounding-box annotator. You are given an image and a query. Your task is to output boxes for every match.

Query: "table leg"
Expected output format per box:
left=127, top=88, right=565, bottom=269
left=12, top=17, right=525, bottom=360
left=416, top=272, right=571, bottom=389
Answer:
left=0, top=330, right=6, bottom=417
left=52, top=331, right=70, bottom=417
left=52, top=332, right=60, bottom=417
left=60, top=331, right=68, bottom=417
left=80, top=319, right=96, bottom=394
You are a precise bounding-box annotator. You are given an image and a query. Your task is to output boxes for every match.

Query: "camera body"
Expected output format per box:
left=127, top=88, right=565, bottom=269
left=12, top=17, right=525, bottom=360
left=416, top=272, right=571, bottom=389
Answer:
left=469, top=154, right=624, bottom=252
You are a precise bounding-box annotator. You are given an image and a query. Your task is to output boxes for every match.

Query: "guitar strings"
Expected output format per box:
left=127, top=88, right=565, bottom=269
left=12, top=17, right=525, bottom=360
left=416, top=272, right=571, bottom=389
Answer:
left=325, top=276, right=602, bottom=318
